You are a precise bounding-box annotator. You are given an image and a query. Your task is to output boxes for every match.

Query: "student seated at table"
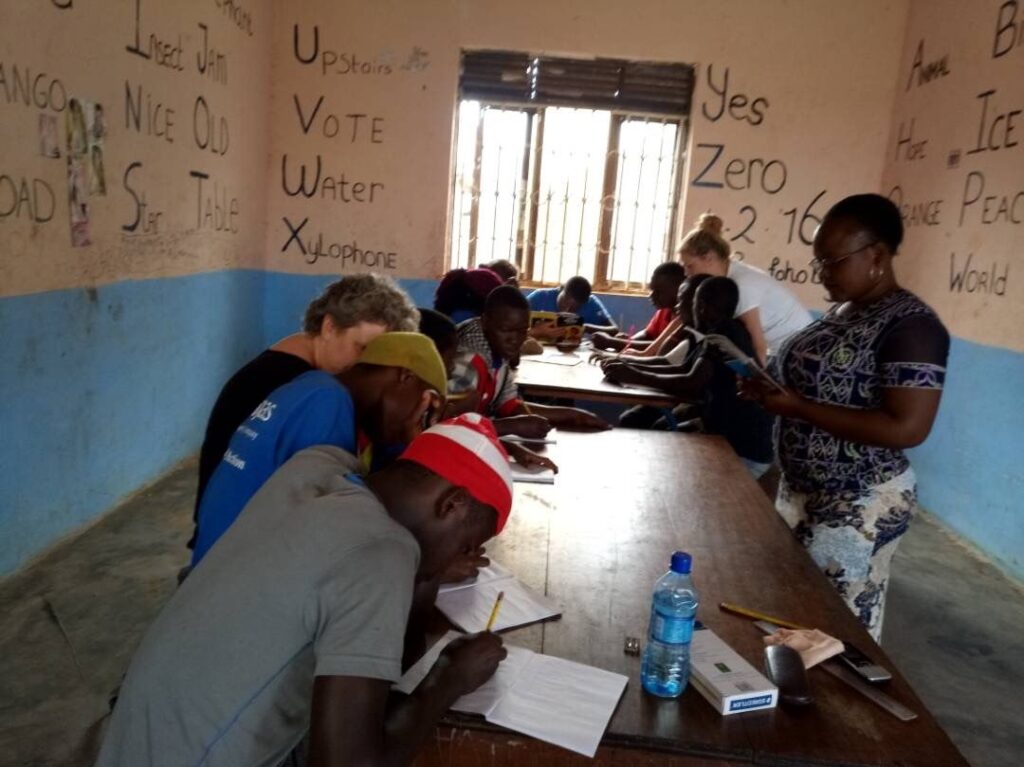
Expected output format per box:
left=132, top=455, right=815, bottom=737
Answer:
left=193, top=275, right=419, bottom=547
left=450, top=286, right=610, bottom=438
left=527, top=276, right=618, bottom=337
left=191, top=332, right=447, bottom=565
left=96, top=415, right=512, bottom=767
left=591, top=262, right=687, bottom=352
left=483, top=258, right=520, bottom=287
left=434, top=267, right=504, bottom=324
left=603, top=277, right=774, bottom=476
left=605, top=274, right=710, bottom=429
left=418, top=308, right=459, bottom=375
left=594, top=274, right=710, bottom=371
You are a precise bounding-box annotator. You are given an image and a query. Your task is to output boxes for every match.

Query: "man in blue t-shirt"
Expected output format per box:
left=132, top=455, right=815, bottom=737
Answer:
left=526, top=276, right=618, bottom=336
left=192, top=332, right=447, bottom=565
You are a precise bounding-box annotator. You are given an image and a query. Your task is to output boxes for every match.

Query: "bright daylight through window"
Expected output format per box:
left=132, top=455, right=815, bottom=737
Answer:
left=448, top=51, right=695, bottom=291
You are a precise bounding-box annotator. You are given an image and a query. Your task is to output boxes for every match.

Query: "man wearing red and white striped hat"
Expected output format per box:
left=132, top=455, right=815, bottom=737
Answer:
left=98, top=414, right=514, bottom=767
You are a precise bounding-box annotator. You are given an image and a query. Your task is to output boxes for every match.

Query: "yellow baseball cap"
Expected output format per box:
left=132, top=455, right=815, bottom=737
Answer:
left=357, top=332, right=448, bottom=394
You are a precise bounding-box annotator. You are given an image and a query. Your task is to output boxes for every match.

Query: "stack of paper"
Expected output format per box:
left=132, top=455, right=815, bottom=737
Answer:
left=526, top=355, right=583, bottom=367
left=436, top=561, right=560, bottom=633
left=502, top=429, right=558, bottom=445
left=395, top=630, right=628, bottom=757
left=509, top=462, right=556, bottom=484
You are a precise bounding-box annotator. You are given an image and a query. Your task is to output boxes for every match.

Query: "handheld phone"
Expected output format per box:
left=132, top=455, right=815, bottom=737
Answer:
left=725, top=359, right=757, bottom=378
left=724, top=359, right=787, bottom=392
left=838, top=642, right=892, bottom=683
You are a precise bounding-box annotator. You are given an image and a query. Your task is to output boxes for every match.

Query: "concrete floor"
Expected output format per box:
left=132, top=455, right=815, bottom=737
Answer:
left=1, top=458, right=1022, bottom=767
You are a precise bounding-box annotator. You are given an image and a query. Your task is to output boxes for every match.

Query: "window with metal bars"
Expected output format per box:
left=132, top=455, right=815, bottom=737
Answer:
left=448, top=51, right=694, bottom=291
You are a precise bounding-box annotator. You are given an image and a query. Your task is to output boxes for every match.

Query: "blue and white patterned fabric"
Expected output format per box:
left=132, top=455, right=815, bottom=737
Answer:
left=777, top=468, right=917, bottom=640
left=772, top=289, right=949, bottom=495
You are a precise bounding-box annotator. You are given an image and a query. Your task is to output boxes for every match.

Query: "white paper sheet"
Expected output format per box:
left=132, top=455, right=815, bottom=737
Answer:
left=437, top=561, right=513, bottom=594
left=510, top=463, right=556, bottom=484
left=487, top=653, right=628, bottom=757
left=524, top=355, right=583, bottom=367
left=394, top=632, right=628, bottom=757
left=435, top=574, right=560, bottom=633
left=501, top=429, right=559, bottom=445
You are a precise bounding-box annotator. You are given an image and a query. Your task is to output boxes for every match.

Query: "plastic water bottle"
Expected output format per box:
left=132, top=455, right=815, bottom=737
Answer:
left=640, top=551, right=699, bottom=698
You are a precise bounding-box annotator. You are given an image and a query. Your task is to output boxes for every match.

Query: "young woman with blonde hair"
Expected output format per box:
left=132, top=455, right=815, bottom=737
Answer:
left=678, top=213, right=811, bottom=362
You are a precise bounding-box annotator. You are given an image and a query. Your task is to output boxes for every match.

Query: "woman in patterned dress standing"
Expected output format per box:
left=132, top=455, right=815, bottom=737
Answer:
left=743, top=194, right=949, bottom=640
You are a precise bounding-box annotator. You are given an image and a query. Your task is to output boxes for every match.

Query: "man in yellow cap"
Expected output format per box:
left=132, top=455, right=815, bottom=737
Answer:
left=191, top=332, right=446, bottom=565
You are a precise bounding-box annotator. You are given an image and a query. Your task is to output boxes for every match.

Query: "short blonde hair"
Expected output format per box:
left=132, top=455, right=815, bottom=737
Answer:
left=678, top=213, right=731, bottom=261
left=303, top=274, right=419, bottom=334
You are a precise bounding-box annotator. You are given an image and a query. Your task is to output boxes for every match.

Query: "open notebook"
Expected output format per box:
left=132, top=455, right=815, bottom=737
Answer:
left=436, top=561, right=561, bottom=633
left=395, top=630, right=628, bottom=757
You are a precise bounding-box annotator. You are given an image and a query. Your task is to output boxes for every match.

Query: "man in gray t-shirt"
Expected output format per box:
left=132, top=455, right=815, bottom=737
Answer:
left=97, top=414, right=515, bottom=767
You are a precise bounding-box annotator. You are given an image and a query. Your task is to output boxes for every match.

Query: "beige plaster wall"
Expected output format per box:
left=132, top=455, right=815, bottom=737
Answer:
left=0, top=0, right=271, bottom=298
left=266, top=0, right=909, bottom=312
left=882, top=0, right=1024, bottom=351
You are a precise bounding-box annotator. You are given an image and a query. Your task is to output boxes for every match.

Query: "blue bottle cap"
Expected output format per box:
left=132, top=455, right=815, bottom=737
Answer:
left=670, top=551, right=692, bottom=574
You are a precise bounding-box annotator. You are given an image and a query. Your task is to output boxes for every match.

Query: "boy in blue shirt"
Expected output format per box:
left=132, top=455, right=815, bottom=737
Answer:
left=527, top=276, right=618, bottom=336
left=192, top=332, right=447, bottom=564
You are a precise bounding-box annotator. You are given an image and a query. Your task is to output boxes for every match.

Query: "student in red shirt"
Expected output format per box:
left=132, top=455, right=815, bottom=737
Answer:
left=591, top=262, right=687, bottom=352
left=449, top=287, right=610, bottom=438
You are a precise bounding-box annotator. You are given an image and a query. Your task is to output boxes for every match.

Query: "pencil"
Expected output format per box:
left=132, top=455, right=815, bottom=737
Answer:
left=718, top=601, right=808, bottom=630
left=485, top=590, right=505, bottom=632
left=621, top=325, right=636, bottom=355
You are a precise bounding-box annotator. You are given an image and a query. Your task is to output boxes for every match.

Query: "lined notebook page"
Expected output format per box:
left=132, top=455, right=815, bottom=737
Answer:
left=395, top=632, right=628, bottom=757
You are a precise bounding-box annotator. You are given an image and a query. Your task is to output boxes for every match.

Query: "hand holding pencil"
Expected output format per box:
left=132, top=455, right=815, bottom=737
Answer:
left=436, top=591, right=507, bottom=695
left=439, top=628, right=507, bottom=695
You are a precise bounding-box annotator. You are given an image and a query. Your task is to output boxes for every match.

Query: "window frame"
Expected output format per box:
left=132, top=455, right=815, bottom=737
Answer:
left=448, top=100, right=688, bottom=294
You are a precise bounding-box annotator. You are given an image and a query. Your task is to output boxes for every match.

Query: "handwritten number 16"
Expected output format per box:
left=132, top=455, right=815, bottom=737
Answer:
left=783, top=190, right=827, bottom=246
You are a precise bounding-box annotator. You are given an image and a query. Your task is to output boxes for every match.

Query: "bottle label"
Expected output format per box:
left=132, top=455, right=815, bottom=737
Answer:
left=650, top=608, right=694, bottom=645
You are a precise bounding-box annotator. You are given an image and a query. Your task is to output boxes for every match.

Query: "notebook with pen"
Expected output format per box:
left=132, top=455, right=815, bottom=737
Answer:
left=394, top=630, right=628, bottom=757
left=436, top=561, right=561, bottom=633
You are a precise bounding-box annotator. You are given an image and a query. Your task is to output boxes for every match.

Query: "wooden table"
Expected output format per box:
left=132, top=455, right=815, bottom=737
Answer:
left=414, top=430, right=969, bottom=767
left=516, top=347, right=678, bottom=407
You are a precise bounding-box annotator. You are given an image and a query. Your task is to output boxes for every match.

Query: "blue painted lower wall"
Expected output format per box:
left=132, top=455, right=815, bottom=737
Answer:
left=907, top=337, right=1023, bottom=578
left=3, top=268, right=1020, bottom=582
left=0, top=270, right=266, bottom=575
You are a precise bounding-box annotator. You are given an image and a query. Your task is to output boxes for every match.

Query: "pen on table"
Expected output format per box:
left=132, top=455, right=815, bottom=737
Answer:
left=621, top=325, right=636, bottom=355
left=485, top=590, right=505, bottom=632
left=718, top=601, right=808, bottom=630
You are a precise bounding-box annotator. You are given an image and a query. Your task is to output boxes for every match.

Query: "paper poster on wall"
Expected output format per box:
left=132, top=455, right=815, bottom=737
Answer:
left=39, top=114, right=60, bottom=158
left=85, top=102, right=106, bottom=196
left=66, top=98, right=88, bottom=158
left=68, top=158, right=91, bottom=247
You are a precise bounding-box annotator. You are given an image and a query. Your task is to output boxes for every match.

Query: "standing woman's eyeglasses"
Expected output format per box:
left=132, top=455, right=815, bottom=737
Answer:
left=809, top=241, right=880, bottom=273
